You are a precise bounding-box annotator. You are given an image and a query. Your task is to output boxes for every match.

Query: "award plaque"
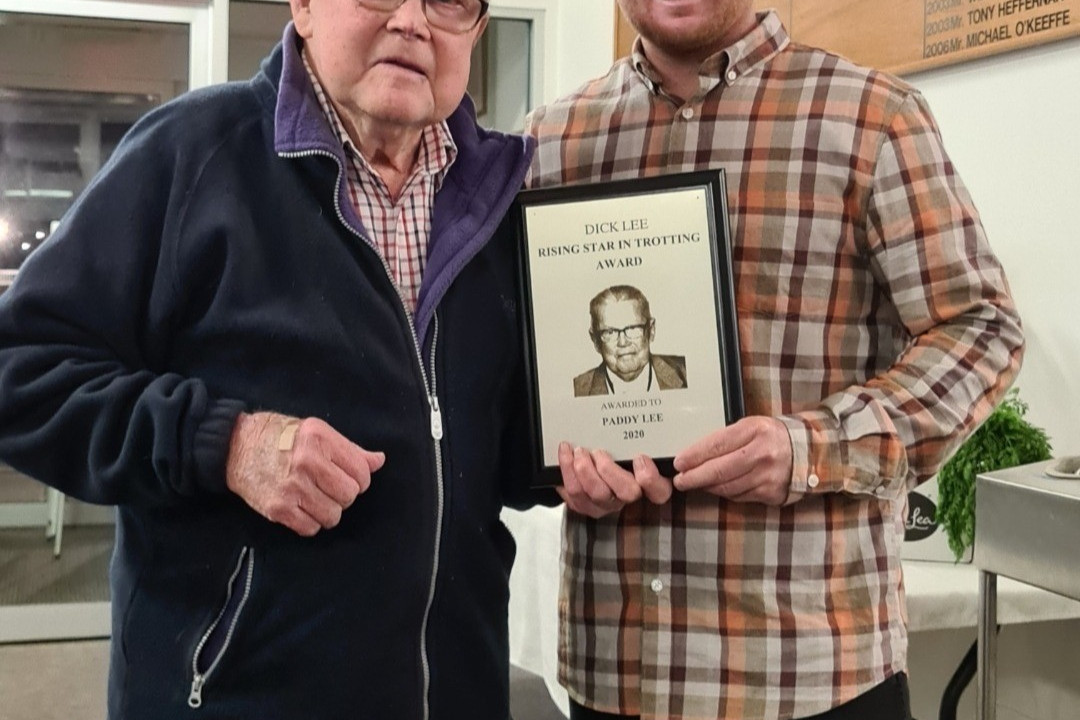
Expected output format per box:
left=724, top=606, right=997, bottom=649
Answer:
left=514, top=170, right=743, bottom=487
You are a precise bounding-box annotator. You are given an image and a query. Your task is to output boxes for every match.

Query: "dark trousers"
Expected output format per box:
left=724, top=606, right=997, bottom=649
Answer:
left=568, top=672, right=912, bottom=720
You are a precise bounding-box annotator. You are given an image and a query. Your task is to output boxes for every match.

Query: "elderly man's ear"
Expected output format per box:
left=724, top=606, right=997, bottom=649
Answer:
left=472, top=14, right=489, bottom=45
left=289, top=0, right=313, bottom=37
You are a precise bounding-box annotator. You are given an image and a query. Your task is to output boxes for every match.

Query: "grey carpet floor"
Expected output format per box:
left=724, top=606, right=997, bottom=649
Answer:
left=0, top=640, right=566, bottom=720
left=0, top=525, right=113, bottom=605
left=0, top=517, right=565, bottom=718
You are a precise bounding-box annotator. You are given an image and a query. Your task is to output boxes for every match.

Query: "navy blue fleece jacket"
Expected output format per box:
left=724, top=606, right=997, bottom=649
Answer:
left=0, top=24, right=540, bottom=720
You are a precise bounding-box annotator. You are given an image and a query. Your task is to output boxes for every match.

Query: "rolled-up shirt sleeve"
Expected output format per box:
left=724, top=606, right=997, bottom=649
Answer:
left=783, top=90, right=1024, bottom=500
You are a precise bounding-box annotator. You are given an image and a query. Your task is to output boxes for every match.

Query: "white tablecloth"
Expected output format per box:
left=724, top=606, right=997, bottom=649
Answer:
left=503, top=505, right=1080, bottom=716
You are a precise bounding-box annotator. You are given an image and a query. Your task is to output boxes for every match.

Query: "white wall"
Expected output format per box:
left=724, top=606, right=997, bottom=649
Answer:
left=908, top=37, right=1080, bottom=458
left=552, top=2, right=613, bottom=97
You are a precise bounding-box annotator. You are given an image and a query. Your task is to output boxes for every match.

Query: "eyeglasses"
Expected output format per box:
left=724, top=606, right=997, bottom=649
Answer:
left=594, top=323, right=650, bottom=344
left=356, top=0, right=489, bottom=34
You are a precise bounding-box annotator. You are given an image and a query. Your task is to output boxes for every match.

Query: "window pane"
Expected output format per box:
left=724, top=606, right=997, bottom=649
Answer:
left=472, top=18, right=532, bottom=132
left=229, top=1, right=293, bottom=82
left=0, top=13, right=188, bottom=279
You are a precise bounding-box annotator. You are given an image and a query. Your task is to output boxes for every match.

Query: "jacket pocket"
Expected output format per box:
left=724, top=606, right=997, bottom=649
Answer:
left=187, top=546, right=255, bottom=709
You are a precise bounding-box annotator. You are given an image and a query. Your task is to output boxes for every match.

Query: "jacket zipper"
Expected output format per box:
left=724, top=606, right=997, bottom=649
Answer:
left=418, top=316, right=443, bottom=720
left=188, top=547, right=255, bottom=709
left=279, top=148, right=446, bottom=720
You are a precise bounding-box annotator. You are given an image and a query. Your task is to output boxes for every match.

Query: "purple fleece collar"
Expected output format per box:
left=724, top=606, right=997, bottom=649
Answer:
left=273, top=24, right=344, bottom=159
left=269, top=22, right=534, bottom=344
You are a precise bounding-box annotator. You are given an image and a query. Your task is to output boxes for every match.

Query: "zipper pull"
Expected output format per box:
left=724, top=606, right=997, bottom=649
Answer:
left=188, top=674, right=206, bottom=708
left=429, top=395, right=444, bottom=440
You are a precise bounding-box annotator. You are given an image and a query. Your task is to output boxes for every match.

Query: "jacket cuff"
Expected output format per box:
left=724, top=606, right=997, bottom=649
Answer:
left=192, top=398, right=247, bottom=494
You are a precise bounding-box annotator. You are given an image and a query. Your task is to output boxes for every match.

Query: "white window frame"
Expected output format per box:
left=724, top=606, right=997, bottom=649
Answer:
left=0, top=0, right=229, bottom=89
left=489, top=0, right=554, bottom=108
left=0, top=0, right=226, bottom=641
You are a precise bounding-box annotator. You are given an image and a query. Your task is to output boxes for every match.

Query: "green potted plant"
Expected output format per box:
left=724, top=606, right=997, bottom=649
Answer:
left=936, top=388, right=1053, bottom=560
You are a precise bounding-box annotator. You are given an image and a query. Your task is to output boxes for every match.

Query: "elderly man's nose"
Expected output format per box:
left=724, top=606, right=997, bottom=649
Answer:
left=387, top=0, right=430, bottom=32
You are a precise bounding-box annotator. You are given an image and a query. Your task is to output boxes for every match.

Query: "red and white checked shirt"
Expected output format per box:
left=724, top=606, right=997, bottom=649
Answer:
left=524, top=12, right=1023, bottom=720
left=304, top=52, right=456, bottom=312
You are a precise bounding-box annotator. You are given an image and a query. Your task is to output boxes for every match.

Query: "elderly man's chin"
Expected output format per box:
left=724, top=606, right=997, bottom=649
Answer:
left=360, top=79, right=444, bottom=129
left=614, top=357, right=647, bottom=378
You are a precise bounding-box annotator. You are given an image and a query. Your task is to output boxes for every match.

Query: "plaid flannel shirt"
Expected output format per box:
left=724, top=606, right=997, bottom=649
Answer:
left=524, top=12, right=1023, bottom=720
left=304, top=51, right=455, bottom=312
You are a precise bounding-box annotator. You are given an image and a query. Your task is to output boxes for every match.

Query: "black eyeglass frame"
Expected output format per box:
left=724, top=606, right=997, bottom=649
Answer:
left=593, top=322, right=653, bottom=345
left=356, top=0, right=490, bottom=33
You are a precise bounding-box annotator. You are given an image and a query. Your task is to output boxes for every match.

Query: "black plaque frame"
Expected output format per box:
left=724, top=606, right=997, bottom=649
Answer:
left=514, top=170, right=744, bottom=487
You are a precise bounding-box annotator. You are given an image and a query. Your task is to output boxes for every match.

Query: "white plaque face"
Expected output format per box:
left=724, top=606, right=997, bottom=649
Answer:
left=515, top=171, right=743, bottom=485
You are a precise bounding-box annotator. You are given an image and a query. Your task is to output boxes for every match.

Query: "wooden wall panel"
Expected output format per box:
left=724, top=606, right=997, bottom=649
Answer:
left=614, top=1, right=1079, bottom=74
left=615, top=4, right=636, bottom=59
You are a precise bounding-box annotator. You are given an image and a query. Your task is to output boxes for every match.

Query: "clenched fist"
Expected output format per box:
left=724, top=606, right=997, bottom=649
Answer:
left=225, top=412, right=385, bottom=536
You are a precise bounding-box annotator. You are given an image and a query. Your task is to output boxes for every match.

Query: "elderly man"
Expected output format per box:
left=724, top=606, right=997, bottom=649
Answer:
left=0, top=0, right=538, bottom=718
left=574, top=285, right=686, bottom=397
left=526, top=1, right=1023, bottom=719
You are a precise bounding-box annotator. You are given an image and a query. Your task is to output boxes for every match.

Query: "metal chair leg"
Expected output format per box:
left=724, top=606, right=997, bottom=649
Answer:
left=46, top=487, right=65, bottom=557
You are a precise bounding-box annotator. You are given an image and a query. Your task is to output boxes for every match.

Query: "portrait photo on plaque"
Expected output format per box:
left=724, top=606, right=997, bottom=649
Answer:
left=514, top=170, right=744, bottom=486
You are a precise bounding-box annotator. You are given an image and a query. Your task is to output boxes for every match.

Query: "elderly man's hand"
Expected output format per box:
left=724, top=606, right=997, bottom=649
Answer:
left=225, top=412, right=385, bottom=536
left=556, top=442, right=672, bottom=518
left=672, top=416, right=801, bottom=506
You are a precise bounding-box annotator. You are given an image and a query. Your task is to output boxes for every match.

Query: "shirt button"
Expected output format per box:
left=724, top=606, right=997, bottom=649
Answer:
left=876, top=485, right=887, bottom=495
left=650, top=578, right=664, bottom=593
left=726, top=69, right=737, bottom=82
left=807, top=474, right=820, bottom=488
left=680, top=107, right=694, bottom=120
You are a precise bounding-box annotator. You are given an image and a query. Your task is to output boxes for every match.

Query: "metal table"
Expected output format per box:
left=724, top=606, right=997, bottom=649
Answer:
left=974, top=460, right=1080, bottom=720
